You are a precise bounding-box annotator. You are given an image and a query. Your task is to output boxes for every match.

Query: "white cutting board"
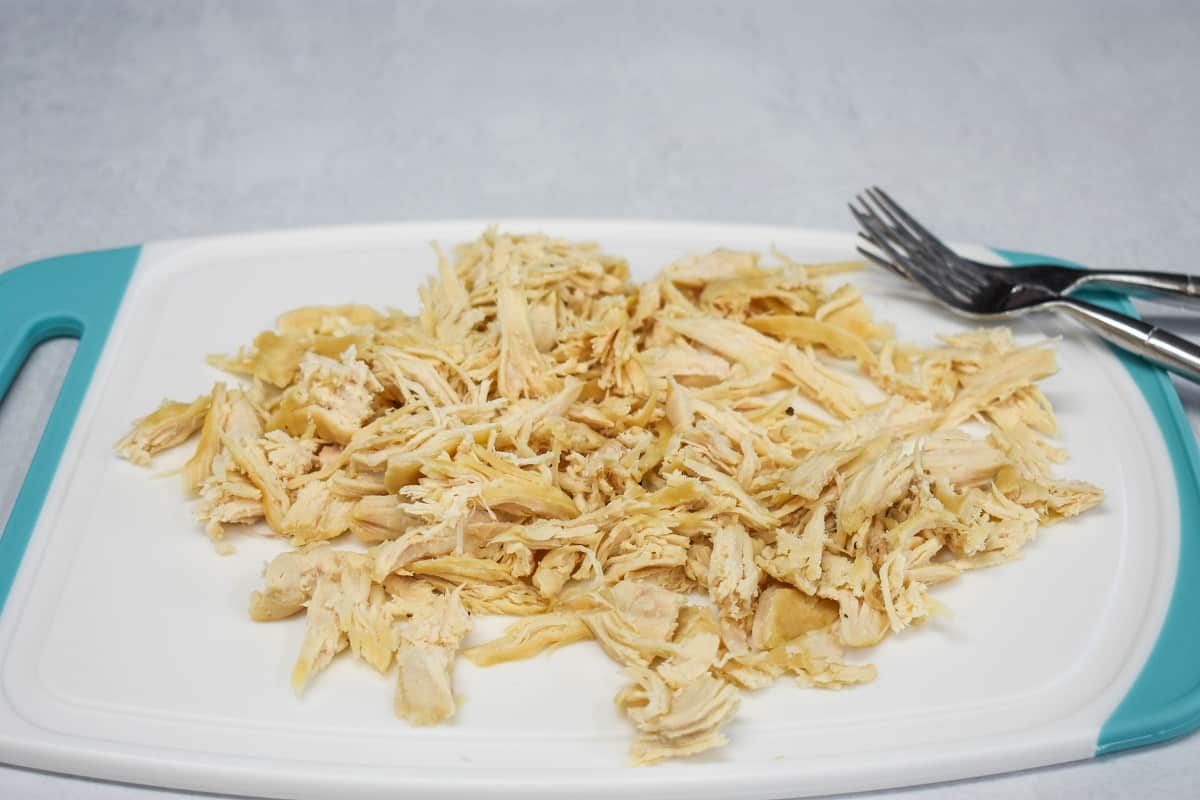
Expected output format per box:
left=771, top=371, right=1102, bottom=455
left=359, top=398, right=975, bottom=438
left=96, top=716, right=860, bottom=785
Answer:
left=0, top=221, right=1196, bottom=799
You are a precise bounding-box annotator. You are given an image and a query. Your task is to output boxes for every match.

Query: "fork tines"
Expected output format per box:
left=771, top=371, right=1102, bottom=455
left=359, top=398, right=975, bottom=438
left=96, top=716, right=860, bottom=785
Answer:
left=850, top=187, right=989, bottom=304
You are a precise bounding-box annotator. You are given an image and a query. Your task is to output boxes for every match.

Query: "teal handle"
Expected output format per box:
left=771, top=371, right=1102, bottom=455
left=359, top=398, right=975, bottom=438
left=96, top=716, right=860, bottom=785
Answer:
left=995, top=249, right=1200, bottom=756
left=0, top=246, right=141, bottom=613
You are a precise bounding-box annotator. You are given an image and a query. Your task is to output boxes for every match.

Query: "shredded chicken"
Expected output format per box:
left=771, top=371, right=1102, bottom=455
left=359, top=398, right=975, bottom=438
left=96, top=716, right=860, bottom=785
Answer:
left=117, top=229, right=1103, bottom=765
left=116, top=394, right=209, bottom=466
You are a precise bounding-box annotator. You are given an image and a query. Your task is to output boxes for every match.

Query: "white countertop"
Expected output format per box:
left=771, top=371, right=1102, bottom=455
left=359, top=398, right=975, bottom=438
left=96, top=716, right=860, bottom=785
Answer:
left=2, top=1, right=1199, bottom=797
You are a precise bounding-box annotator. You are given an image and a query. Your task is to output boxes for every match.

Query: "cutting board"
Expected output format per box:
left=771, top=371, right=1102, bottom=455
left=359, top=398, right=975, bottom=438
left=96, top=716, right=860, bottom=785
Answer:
left=1, top=221, right=1198, bottom=799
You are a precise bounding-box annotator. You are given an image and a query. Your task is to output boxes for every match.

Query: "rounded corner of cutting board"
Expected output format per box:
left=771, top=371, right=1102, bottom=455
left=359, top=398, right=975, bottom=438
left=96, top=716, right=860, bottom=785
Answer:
left=0, top=244, right=142, bottom=613
left=993, top=246, right=1200, bottom=756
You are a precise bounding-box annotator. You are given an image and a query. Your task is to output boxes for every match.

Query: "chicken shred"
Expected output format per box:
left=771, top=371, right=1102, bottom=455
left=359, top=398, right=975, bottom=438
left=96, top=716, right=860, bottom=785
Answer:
left=116, top=394, right=209, bottom=466
left=117, top=229, right=1103, bottom=764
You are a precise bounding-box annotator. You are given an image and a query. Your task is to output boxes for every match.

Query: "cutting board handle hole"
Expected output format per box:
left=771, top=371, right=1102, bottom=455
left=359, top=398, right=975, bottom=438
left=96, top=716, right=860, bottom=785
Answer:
left=0, top=337, right=79, bottom=535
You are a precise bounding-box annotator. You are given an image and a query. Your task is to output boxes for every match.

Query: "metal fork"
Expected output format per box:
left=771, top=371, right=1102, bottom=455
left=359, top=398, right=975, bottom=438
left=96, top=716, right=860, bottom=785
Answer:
left=850, top=187, right=1200, bottom=382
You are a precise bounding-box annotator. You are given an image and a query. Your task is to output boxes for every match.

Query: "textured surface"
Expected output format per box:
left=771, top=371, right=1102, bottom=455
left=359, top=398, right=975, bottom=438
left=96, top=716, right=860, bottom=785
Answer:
left=2, top=1, right=1199, bottom=797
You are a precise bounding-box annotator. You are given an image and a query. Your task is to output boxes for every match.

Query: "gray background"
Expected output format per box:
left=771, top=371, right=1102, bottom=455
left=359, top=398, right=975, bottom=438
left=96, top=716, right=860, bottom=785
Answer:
left=2, top=1, right=1199, bottom=797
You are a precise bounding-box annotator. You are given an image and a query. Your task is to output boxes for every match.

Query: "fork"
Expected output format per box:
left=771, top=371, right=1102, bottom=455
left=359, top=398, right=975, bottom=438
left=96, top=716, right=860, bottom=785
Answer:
left=850, top=187, right=1200, bottom=382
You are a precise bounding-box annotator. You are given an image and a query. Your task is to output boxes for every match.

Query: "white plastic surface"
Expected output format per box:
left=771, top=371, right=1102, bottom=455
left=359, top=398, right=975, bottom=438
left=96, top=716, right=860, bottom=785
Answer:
left=0, top=222, right=1178, bottom=799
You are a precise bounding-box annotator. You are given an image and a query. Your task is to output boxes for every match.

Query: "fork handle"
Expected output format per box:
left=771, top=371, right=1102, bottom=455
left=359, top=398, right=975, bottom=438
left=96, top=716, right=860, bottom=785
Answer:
left=1053, top=296, right=1200, bottom=382
left=1073, top=270, right=1200, bottom=306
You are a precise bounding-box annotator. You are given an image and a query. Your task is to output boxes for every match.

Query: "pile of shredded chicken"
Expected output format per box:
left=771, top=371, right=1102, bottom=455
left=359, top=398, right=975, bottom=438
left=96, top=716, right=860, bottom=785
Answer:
left=117, top=230, right=1102, bottom=764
